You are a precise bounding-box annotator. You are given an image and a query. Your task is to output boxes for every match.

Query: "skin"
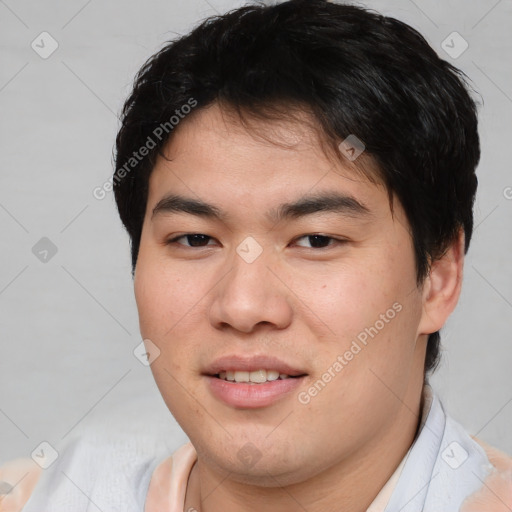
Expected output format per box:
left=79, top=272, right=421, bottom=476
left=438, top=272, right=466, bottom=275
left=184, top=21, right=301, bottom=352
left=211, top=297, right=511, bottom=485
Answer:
left=135, top=102, right=465, bottom=512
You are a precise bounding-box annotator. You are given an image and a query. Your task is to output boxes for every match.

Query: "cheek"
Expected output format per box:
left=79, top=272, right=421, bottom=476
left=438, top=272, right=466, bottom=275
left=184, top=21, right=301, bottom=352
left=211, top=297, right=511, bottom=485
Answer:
left=134, top=264, right=163, bottom=339
left=134, top=249, right=201, bottom=334
left=133, top=258, right=206, bottom=401
left=304, top=262, right=401, bottom=342
left=306, top=248, right=421, bottom=375
left=133, top=255, right=219, bottom=377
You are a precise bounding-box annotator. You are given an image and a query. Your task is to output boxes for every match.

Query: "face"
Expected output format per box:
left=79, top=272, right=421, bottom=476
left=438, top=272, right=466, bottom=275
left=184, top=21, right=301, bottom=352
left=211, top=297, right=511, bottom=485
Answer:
left=134, top=102, right=429, bottom=486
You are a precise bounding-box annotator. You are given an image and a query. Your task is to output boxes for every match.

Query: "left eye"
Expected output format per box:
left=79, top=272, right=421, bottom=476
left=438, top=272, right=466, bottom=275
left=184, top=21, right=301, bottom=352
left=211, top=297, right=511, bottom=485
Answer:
left=293, top=235, right=343, bottom=249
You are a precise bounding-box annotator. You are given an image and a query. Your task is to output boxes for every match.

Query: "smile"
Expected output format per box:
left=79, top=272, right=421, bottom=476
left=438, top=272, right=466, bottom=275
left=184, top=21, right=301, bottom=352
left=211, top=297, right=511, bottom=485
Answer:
left=206, top=374, right=307, bottom=408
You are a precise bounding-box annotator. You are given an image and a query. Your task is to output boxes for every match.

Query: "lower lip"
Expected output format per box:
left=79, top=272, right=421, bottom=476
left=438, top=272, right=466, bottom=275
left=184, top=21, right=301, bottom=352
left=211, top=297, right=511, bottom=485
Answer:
left=205, top=375, right=306, bottom=408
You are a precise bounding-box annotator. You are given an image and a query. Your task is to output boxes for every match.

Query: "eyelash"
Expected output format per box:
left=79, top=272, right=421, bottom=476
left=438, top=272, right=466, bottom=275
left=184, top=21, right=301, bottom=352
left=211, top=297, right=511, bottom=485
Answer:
left=165, top=233, right=347, bottom=250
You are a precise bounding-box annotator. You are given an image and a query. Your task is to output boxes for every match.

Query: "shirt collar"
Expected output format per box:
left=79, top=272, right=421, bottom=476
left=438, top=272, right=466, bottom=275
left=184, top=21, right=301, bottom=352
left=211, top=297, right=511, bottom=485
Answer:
left=367, top=384, right=435, bottom=511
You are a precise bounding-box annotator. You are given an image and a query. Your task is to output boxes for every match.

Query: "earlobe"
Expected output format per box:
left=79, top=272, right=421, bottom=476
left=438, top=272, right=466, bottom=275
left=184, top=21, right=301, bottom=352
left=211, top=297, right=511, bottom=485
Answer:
left=417, top=228, right=465, bottom=336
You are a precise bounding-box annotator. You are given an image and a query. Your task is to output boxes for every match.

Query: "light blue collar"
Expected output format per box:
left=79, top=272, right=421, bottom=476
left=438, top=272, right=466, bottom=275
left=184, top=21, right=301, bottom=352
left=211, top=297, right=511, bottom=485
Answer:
left=384, top=386, right=493, bottom=512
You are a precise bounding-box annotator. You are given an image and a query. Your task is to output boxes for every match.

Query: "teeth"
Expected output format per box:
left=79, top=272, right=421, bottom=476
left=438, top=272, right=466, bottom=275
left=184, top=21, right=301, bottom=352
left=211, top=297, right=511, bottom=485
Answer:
left=249, top=369, right=267, bottom=383
left=234, top=371, right=249, bottom=382
left=217, top=369, right=289, bottom=383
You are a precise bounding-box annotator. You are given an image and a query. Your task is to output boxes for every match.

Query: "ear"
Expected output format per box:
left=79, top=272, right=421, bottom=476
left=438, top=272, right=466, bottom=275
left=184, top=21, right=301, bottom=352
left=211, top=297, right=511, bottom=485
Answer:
left=417, top=228, right=465, bottom=336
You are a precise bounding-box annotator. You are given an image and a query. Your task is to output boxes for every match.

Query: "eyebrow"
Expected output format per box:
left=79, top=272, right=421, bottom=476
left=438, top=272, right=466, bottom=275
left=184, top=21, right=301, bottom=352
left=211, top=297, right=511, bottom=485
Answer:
left=151, top=192, right=373, bottom=223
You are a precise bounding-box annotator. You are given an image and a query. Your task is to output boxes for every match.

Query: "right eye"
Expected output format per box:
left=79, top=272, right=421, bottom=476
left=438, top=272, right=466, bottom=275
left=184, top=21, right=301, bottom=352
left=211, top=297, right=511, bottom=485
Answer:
left=165, top=234, right=217, bottom=247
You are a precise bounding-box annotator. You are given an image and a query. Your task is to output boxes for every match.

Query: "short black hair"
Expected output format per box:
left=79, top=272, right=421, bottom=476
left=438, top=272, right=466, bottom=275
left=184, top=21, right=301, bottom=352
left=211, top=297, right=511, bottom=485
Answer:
left=113, top=0, right=480, bottom=376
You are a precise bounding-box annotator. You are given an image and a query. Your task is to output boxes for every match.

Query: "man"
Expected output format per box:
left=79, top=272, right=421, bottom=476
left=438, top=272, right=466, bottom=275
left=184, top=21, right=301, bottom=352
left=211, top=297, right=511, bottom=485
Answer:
left=1, top=1, right=510, bottom=511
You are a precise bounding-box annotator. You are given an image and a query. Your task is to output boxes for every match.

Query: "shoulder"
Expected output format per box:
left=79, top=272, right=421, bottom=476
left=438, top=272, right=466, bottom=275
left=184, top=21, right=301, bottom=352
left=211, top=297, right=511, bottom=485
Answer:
left=144, top=455, right=175, bottom=510
left=145, top=442, right=197, bottom=512
left=460, top=436, right=512, bottom=512
left=0, top=457, right=42, bottom=512
left=0, top=432, right=174, bottom=512
left=416, top=391, right=510, bottom=511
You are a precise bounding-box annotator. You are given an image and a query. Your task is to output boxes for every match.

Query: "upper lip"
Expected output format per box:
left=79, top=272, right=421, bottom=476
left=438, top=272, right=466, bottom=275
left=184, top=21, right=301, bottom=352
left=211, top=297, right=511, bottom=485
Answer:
left=204, top=354, right=308, bottom=377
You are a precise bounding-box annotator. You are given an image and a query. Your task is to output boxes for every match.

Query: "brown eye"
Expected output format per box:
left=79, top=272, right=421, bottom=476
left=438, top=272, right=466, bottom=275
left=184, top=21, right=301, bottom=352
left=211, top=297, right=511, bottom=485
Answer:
left=294, top=234, right=344, bottom=249
left=167, top=234, right=214, bottom=247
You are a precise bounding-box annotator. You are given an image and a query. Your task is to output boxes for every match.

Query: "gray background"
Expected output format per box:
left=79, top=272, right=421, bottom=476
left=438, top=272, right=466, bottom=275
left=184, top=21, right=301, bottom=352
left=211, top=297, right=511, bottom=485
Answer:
left=1, top=0, right=511, bottom=465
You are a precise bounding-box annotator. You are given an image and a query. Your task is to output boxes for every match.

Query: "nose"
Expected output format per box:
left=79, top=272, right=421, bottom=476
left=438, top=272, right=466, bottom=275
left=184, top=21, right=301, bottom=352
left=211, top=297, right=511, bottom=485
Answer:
left=208, top=242, right=293, bottom=334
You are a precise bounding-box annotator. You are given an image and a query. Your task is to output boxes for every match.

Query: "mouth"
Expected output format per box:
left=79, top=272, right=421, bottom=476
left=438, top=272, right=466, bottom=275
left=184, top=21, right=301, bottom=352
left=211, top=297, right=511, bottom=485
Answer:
left=203, top=355, right=309, bottom=408
left=203, top=354, right=308, bottom=381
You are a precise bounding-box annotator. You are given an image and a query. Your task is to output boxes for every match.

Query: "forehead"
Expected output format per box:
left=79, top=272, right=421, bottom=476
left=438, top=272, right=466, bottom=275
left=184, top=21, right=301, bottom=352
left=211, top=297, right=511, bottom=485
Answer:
left=146, top=102, right=391, bottom=220
left=170, top=102, right=328, bottom=152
